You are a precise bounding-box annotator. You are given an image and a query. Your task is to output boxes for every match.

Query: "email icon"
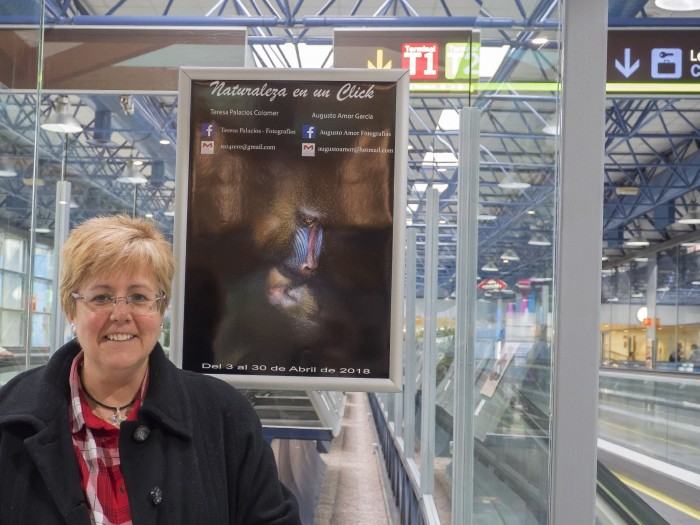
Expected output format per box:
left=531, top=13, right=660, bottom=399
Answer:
left=201, top=141, right=214, bottom=154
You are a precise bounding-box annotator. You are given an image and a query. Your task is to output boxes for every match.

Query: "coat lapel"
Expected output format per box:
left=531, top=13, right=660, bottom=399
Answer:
left=24, top=420, right=92, bottom=525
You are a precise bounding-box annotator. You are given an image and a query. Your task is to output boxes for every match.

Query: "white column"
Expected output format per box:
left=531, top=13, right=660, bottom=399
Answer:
left=550, top=0, right=607, bottom=522
left=452, top=107, right=480, bottom=524
left=420, top=188, right=439, bottom=496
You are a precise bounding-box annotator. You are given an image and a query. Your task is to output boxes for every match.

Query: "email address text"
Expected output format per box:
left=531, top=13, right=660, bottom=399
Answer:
left=317, top=146, right=394, bottom=154
left=221, top=144, right=276, bottom=151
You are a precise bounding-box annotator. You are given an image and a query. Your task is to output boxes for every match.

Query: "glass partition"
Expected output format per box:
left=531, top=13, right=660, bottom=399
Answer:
left=601, top=245, right=700, bottom=373
left=386, top=8, right=561, bottom=522
left=0, top=3, right=42, bottom=371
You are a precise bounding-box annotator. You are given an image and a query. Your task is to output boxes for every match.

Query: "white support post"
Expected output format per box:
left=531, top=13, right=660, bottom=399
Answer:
left=403, top=228, right=417, bottom=456
left=452, top=107, right=480, bottom=524
left=420, top=188, right=439, bottom=496
left=551, top=0, right=607, bottom=522
left=51, top=180, right=71, bottom=353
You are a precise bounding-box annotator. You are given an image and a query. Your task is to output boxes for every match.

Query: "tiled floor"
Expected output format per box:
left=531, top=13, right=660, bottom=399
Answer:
left=314, top=392, right=397, bottom=525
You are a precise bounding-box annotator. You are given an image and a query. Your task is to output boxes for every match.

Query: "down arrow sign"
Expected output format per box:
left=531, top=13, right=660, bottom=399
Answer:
left=615, top=48, right=640, bottom=78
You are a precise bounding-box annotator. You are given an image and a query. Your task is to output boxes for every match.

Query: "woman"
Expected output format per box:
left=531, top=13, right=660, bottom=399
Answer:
left=0, top=215, right=301, bottom=525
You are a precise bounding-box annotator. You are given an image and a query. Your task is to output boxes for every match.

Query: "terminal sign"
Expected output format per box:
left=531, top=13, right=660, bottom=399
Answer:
left=608, top=30, right=700, bottom=93
left=334, top=29, right=480, bottom=93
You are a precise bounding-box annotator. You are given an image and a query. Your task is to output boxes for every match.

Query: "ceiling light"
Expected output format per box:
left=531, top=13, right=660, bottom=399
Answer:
left=531, top=37, right=549, bottom=45
left=542, top=120, right=559, bottom=136
left=0, top=158, right=17, bottom=177
left=117, top=161, right=148, bottom=185
left=634, top=257, right=649, bottom=262
left=498, top=175, right=531, bottom=190
left=41, top=95, right=83, bottom=134
left=159, top=138, right=171, bottom=145
left=655, top=0, right=700, bottom=11
left=481, top=261, right=499, bottom=272
left=478, top=212, right=498, bottom=221
left=528, top=233, right=551, bottom=246
left=677, top=205, right=700, bottom=225
left=624, top=234, right=649, bottom=247
left=631, top=291, right=644, bottom=298
left=34, top=227, right=52, bottom=234
left=117, top=173, right=148, bottom=184
left=499, top=181, right=531, bottom=190
left=500, top=248, right=520, bottom=261
left=615, top=186, right=640, bottom=196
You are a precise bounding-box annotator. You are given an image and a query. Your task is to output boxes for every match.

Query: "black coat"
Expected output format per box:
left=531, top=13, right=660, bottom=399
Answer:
left=0, top=340, right=301, bottom=525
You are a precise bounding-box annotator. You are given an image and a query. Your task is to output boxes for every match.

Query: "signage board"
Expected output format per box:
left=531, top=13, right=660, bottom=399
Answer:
left=477, top=278, right=508, bottom=292
left=334, top=28, right=479, bottom=94
left=0, top=26, right=247, bottom=92
left=171, top=67, right=409, bottom=391
left=480, top=341, right=519, bottom=398
left=607, top=29, right=700, bottom=94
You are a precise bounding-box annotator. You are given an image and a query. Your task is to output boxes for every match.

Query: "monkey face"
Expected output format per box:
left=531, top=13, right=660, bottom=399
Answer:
left=280, top=208, right=323, bottom=281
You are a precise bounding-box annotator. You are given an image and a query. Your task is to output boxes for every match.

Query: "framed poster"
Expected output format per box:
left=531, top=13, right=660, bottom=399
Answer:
left=171, top=67, right=409, bottom=391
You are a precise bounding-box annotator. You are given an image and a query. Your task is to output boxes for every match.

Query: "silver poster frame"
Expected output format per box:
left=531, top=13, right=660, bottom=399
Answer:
left=171, top=67, right=408, bottom=392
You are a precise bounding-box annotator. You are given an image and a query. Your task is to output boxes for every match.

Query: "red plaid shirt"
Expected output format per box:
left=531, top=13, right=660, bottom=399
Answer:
left=69, top=353, right=148, bottom=525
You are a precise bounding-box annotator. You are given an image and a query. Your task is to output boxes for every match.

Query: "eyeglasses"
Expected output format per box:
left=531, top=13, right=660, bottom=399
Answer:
left=71, top=291, right=166, bottom=317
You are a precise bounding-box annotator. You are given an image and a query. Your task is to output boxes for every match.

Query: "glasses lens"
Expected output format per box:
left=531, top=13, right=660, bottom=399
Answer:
left=127, top=293, right=157, bottom=316
left=81, top=293, right=160, bottom=316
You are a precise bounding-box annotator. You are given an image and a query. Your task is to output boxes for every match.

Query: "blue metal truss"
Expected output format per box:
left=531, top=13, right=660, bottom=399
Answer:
left=1, top=0, right=699, bottom=300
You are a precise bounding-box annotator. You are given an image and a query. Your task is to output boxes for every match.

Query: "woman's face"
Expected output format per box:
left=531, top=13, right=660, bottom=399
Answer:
left=68, top=269, right=163, bottom=379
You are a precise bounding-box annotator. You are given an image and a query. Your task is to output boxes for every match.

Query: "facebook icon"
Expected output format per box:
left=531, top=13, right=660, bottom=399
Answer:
left=201, top=123, right=215, bottom=137
left=302, top=125, right=316, bottom=139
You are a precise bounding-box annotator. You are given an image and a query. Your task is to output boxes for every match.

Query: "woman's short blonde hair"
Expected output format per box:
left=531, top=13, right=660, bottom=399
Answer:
left=60, top=214, right=175, bottom=318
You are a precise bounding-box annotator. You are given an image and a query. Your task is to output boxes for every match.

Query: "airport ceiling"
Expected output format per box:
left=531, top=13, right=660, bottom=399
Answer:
left=1, top=0, right=700, bottom=300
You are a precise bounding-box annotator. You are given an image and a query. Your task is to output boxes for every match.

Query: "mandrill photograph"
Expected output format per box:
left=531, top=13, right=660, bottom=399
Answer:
left=174, top=70, right=407, bottom=387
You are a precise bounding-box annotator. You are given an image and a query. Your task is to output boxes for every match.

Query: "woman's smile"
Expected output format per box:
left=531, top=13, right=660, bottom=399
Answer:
left=105, top=333, right=136, bottom=342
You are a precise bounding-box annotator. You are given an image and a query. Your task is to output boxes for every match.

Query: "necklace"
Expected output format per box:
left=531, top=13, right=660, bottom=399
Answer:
left=78, top=369, right=137, bottom=427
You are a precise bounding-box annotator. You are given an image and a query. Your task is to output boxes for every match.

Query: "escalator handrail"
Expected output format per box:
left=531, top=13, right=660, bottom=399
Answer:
left=596, top=461, right=667, bottom=525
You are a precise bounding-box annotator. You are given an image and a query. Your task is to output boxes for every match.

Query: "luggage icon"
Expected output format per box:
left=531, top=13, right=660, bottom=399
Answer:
left=651, top=48, right=682, bottom=79
left=657, top=60, right=676, bottom=75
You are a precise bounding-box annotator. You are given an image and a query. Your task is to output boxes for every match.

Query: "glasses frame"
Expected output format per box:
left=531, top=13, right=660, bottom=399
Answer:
left=71, top=291, right=167, bottom=316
